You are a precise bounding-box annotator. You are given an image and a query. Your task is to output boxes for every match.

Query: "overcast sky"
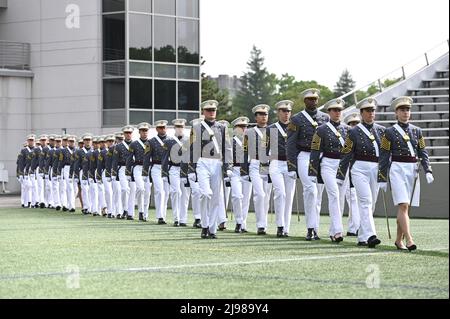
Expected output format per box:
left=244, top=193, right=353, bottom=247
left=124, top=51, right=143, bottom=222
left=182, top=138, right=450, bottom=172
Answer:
left=200, top=0, right=449, bottom=90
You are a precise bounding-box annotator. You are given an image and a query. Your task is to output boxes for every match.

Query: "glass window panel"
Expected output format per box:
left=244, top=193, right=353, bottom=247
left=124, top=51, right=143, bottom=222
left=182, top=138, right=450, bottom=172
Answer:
left=102, top=0, right=125, bottom=12
left=154, top=63, right=176, bottom=78
left=103, top=78, right=125, bottom=109
left=178, top=65, right=199, bottom=80
left=130, top=79, right=152, bottom=109
left=129, top=0, right=152, bottom=13
left=130, top=111, right=153, bottom=125
left=154, top=16, right=176, bottom=62
left=130, top=62, right=152, bottom=77
left=178, top=81, right=199, bottom=111
left=177, top=0, right=199, bottom=18
left=103, top=61, right=125, bottom=77
left=178, top=112, right=201, bottom=124
left=103, top=14, right=125, bottom=60
left=103, top=110, right=125, bottom=127
left=154, top=80, right=176, bottom=110
left=154, top=0, right=175, bottom=15
left=178, top=19, right=199, bottom=64
left=154, top=111, right=176, bottom=123
left=129, top=14, right=152, bottom=61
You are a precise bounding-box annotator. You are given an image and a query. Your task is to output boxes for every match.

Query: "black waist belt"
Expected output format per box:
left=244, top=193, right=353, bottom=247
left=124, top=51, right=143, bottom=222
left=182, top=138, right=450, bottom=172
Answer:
left=134, top=161, right=143, bottom=166
left=233, top=163, right=241, bottom=167
left=323, top=152, right=342, bottom=160
left=299, top=146, right=311, bottom=153
left=261, top=163, right=270, bottom=167
left=119, top=162, right=126, bottom=166
left=354, top=154, right=379, bottom=163
left=392, top=156, right=417, bottom=163
left=152, top=161, right=162, bottom=165
left=64, top=163, right=71, bottom=166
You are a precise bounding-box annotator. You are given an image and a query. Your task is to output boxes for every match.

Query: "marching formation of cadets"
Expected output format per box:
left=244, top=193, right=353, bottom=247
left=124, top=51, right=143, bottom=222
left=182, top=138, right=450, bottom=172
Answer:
left=16, top=89, right=434, bottom=250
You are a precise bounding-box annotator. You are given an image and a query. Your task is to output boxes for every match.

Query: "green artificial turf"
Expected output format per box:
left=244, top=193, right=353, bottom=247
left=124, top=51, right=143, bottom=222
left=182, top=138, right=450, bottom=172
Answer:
left=0, top=207, right=448, bottom=299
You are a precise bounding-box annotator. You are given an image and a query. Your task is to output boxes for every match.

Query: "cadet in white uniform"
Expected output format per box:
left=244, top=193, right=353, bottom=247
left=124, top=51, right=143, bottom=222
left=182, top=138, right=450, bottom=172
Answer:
left=337, top=98, right=385, bottom=248
left=343, top=112, right=361, bottom=237
left=230, top=117, right=253, bottom=233
left=268, top=101, right=295, bottom=237
left=241, top=104, right=273, bottom=235
left=217, top=120, right=231, bottom=231
left=378, top=96, right=434, bottom=251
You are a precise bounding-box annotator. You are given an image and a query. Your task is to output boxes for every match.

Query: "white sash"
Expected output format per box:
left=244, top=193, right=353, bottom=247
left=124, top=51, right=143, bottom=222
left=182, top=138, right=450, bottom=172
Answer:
left=275, top=122, right=288, bottom=138
left=82, top=147, right=88, bottom=154
left=173, top=136, right=183, bottom=147
left=301, top=110, right=318, bottom=128
left=201, top=121, right=220, bottom=154
left=254, top=127, right=264, bottom=139
left=326, top=122, right=345, bottom=147
left=155, top=136, right=165, bottom=147
left=233, top=136, right=243, bottom=147
left=67, top=147, right=73, bottom=155
left=357, top=123, right=379, bottom=157
left=26, top=147, right=32, bottom=153
left=137, top=139, right=146, bottom=150
left=393, top=124, right=416, bottom=157
left=122, top=141, right=130, bottom=150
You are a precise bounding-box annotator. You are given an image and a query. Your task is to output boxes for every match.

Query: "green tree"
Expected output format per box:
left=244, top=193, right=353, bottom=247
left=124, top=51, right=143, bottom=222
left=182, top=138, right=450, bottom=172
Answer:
left=232, top=46, right=278, bottom=119
left=334, top=69, right=356, bottom=98
left=201, top=75, right=233, bottom=122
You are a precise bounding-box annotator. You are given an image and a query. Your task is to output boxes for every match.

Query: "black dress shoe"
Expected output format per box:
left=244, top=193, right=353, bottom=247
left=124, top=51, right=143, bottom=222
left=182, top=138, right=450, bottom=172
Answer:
left=209, top=233, right=217, bottom=239
left=69, top=209, right=76, bottom=213
left=395, top=242, right=408, bottom=251
left=330, top=236, right=344, bottom=243
left=82, top=209, right=88, bottom=215
left=257, top=228, right=266, bottom=235
left=201, top=228, right=209, bottom=239
left=179, top=223, right=187, bottom=227
left=313, top=230, right=320, bottom=241
left=40, top=203, right=46, bottom=209
left=48, top=205, right=54, bottom=209
left=158, top=218, right=167, bottom=225
left=241, top=229, right=248, bottom=233
left=407, top=244, right=417, bottom=252
left=93, top=213, right=100, bottom=217
left=358, top=242, right=368, bottom=247
left=277, top=227, right=284, bottom=238
left=138, top=213, right=144, bottom=221
left=346, top=232, right=358, bottom=237
left=234, top=224, right=242, bottom=233
left=173, top=221, right=179, bottom=227
left=21, top=204, right=25, bottom=208
left=367, top=235, right=381, bottom=248
left=218, top=222, right=226, bottom=231
left=63, top=207, right=68, bottom=212
left=107, top=214, right=112, bottom=219
left=34, top=204, right=40, bottom=209
left=283, top=233, right=289, bottom=238
left=56, top=206, right=61, bottom=211
left=127, top=216, right=134, bottom=221
left=142, top=218, right=148, bottom=222
left=116, top=215, right=122, bottom=219
left=193, top=219, right=202, bottom=228
left=306, top=228, right=314, bottom=241
left=122, top=212, right=128, bottom=219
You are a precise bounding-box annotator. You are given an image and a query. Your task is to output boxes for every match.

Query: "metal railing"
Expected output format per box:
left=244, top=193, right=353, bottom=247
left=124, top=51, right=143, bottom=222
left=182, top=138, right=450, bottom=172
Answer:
left=0, top=40, right=31, bottom=70
left=325, top=39, right=449, bottom=109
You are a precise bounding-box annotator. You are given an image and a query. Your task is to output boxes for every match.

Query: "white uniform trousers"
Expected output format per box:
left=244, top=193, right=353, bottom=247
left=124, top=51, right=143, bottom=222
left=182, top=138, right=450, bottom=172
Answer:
left=80, top=170, right=90, bottom=211
left=52, top=173, right=61, bottom=208
left=249, top=160, right=272, bottom=231
left=112, top=177, right=122, bottom=217
left=189, top=179, right=202, bottom=220
left=45, top=172, right=54, bottom=207
left=143, top=176, right=153, bottom=218
left=134, top=165, right=151, bottom=217
left=88, top=178, right=98, bottom=214
left=63, top=166, right=75, bottom=210
left=179, top=180, right=191, bottom=224
left=230, top=166, right=252, bottom=228
left=97, top=176, right=106, bottom=213
left=118, top=167, right=129, bottom=214
left=36, top=169, right=45, bottom=205
left=168, top=166, right=183, bottom=222
left=197, top=158, right=223, bottom=234
left=320, top=157, right=346, bottom=236
left=29, top=173, right=38, bottom=205
left=102, top=172, right=113, bottom=215
left=19, top=177, right=26, bottom=205
left=351, top=160, right=380, bottom=243
left=270, top=160, right=295, bottom=234
left=218, top=182, right=230, bottom=224
left=390, top=162, right=420, bottom=207
left=59, top=171, right=67, bottom=209
left=128, top=181, right=136, bottom=217
left=298, top=151, right=324, bottom=231
left=346, top=185, right=360, bottom=234
left=151, top=164, right=169, bottom=220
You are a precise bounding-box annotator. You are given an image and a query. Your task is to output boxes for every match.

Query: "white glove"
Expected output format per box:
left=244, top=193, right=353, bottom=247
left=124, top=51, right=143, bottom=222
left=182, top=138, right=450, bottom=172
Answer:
left=241, top=175, right=250, bottom=182
left=68, top=178, right=73, bottom=183
left=126, top=176, right=132, bottom=182
left=30, top=174, right=36, bottom=180
left=336, top=179, right=344, bottom=186
left=44, top=174, right=49, bottom=180
left=88, top=178, right=94, bottom=184
left=226, top=170, right=234, bottom=178
left=106, top=177, right=112, bottom=183
left=379, top=182, right=388, bottom=192
left=310, top=176, right=318, bottom=184
left=143, top=176, right=149, bottom=183
left=17, top=176, right=22, bottom=183
left=39, top=173, right=44, bottom=178
left=181, top=177, right=188, bottom=185
left=162, top=176, right=169, bottom=183
left=188, top=173, right=197, bottom=182
left=24, top=175, right=29, bottom=181
left=288, top=171, right=297, bottom=180
left=260, top=174, right=269, bottom=182
left=74, top=178, right=79, bottom=184
left=224, top=177, right=231, bottom=184
left=426, top=173, right=434, bottom=184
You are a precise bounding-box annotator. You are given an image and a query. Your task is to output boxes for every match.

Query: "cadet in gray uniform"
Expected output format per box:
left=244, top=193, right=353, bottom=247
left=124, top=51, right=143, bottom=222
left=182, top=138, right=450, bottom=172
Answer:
left=126, top=123, right=151, bottom=221
left=378, top=96, right=434, bottom=251
left=309, top=99, right=350, bottom=243
left=20, top=135, right=36, bottom=208
left=59, top=135, right=76, bottom=212
left=337, top=98, right=385, bottom=248
left=37, top=135, right=50, bottom=209
left=287, top=88, right=329, bottom=241
left=88, top=137, right=100, bottom=216
left=52, top=136, right=63, bottom=211
left=44, top=135, right=56, bottom=208
left=73, top=133, right=93, bottom=215
left=143, top=121, right=170, bottom=224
